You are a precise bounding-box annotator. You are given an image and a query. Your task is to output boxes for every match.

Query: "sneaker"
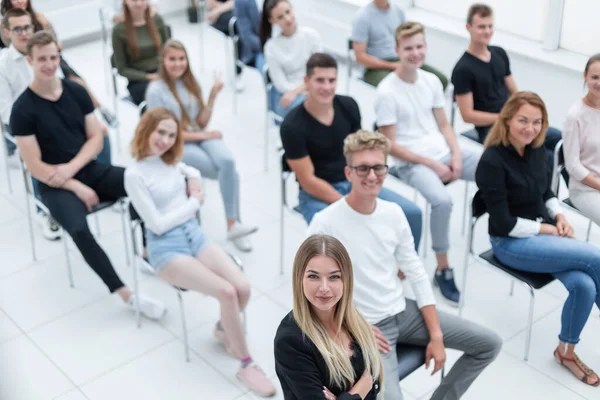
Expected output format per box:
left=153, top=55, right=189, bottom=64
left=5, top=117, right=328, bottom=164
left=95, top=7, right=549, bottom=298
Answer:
left=127, top=294, right=166, bottom=320
left=433, top=268, right=460, bottom=307
left=99, top=107, right=119, bottom=128
left=232, top=235, right=252, bottom=252
left=214, top=323, right=234, bottom=356
left=111, top=201, right=127, bottom=213
left=237, top=362, right=276, bottom=397
left=227, top=222, right=258, bottom=241
left=36, top=211, right=63, bottom=241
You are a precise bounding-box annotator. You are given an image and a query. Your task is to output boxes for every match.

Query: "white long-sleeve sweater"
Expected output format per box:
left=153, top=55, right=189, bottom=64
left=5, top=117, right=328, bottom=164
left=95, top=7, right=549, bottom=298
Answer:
left=264, top=26, right=323, bottom=93
left=124, top=156, right=201, bottom=236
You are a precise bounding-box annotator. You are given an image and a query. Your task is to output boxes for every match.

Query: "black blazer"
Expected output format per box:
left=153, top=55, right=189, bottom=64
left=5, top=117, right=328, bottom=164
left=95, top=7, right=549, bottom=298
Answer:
left=274, top=311, right=380, bottom=400
left=475, top=143, right=556, bottom=237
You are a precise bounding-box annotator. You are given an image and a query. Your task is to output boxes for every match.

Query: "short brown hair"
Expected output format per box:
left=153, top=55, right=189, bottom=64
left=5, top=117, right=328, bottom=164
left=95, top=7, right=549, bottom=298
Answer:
left=467, top=3, right=493, bottom=25
left=1, top=8, right=30, bottom=30
left=130, top=107, right=184, bottom=164
left=394, top=22, right=425, bottom=47
left=343, top=130, right=391, bottom=164
left=306, top=52, right=337, bottom=77
left=26, top=31, right=57, bottom=56
left=484, top=91, right=548, bottom=150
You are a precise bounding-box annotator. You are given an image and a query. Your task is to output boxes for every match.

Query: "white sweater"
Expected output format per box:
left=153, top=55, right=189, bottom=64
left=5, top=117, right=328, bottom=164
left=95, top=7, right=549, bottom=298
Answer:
left=308, top=198, right=436, bottom=325
left=124, top=156, right=201, bottom=236
left=264, top=26, right=323, bottom=93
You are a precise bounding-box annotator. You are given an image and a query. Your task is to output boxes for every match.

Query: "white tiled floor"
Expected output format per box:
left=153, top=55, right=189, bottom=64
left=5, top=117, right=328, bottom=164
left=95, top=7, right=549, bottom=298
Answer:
left=0, top=14, right=599, bottom=400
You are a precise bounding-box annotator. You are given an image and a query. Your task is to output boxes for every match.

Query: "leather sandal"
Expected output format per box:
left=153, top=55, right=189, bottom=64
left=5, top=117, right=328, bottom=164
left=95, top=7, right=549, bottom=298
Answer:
left=554, top=348, right=600, bottom=387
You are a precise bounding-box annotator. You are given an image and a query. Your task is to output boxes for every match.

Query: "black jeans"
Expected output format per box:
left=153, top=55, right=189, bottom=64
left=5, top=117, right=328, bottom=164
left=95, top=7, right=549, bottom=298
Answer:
left=39, top=162, right=126, bottom=293
left=211, top=11, right=242, bottom=75
left=127, top=79, right=151, bottom=106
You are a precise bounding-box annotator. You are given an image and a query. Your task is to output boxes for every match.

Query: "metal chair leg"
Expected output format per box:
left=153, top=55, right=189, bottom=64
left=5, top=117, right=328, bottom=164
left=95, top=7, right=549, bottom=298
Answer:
left=23, top=179, right=37, bottom=261
left=1, top=131, right=12, bottom=194
left=279, top=173, right=285, bottom=276
left=461, top=182, right=469, bottom=235
left=94, top=213, right=101, bottom=237
left=509, top=280, right=515, bottom=296
left=231, top=36, right=239, bottom=114
left=585, top=221, right=592, bottom=242
left=177, top=289, right=191, bottom=362
left=459, top=218, right=474, bottom=317
left=525, top=286, right=535, bottom=361
left=110, top=69, right=121, bottom=153
left=421, top=203, right=429, bottom=259
left=131, top=220, right=142, bottom=328
left=63, top=234, right=74, bottom=288
left=121, top=202, right=131, bottom=266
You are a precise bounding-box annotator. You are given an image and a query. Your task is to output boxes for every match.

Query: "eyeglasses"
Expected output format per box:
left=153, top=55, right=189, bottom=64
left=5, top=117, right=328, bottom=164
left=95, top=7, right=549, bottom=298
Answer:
left=348, top=164, right=389, bottom=177
left=10, top=25, right=32, bottom=35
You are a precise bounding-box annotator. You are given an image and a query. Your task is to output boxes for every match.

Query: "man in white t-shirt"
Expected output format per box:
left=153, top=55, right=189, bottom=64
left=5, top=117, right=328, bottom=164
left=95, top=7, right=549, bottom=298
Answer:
left=376, top=22, right=482, bottom=306
left=308, top=130, right=500, bottom=400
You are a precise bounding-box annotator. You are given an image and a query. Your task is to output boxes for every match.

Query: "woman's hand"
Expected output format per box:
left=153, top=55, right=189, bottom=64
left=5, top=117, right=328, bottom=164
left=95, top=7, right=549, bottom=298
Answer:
left=323, top=387, right=336, bottom=400
left=205, top=131, right=223, bottom=140
left=555, top=215, right=575, bottom=238
left=146, top=72, right=160, bottom=81
left=279, top=91, right=297, bottom=108
left=211, top=71, right=224, bottom=96
left=540, top=223, right=559, bottom=236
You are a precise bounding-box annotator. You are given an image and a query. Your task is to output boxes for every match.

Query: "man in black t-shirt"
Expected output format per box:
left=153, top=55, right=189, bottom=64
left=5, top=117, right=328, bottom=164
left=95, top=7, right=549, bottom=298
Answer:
left=10, top=32, right=164, bottom=321
left=451, top=3, right=562, bottom=180
left=280, top=53, right=422, bottom=247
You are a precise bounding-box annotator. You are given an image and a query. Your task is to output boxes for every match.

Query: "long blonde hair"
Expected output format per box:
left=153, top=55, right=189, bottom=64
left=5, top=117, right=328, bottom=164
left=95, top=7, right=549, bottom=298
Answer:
left=483, top=91, right=548, bottom=149
left=292, top=235, right=383, bottom=390
left=158, top=39, right=205, bottom=130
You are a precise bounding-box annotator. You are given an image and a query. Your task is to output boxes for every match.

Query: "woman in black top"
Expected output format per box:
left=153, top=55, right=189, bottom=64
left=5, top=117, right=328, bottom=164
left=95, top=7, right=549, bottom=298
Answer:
left=475, top=91, right=600, bottom=387
left=274, top=234, right=382, bottom=400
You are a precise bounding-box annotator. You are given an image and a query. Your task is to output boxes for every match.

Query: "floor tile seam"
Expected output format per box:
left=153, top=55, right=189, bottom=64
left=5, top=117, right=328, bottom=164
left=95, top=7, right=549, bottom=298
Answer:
left=73, top=336, right=178, bottom=389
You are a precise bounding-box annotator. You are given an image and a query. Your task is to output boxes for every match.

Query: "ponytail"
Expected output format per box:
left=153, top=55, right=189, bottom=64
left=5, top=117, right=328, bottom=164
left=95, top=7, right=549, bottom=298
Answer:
left=259, top=0, right=287, bottom=49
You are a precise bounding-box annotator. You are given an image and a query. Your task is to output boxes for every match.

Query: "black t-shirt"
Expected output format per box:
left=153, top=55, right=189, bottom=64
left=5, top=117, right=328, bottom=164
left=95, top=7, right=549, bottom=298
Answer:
left=451, top=45, right=511, bottom=129
left=280, top=95, right=361, bottom=184
left=10, top=79, right=95, bottom=165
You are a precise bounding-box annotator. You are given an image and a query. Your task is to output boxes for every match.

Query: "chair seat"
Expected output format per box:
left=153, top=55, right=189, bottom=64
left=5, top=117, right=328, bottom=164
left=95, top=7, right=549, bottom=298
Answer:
left=478, top=249, right=555, bottom=289
left=396, top=344, right=426, bottom=381
left=91, top=200, right=117, bottom=214
left=461, top=129, right=481, bottom=144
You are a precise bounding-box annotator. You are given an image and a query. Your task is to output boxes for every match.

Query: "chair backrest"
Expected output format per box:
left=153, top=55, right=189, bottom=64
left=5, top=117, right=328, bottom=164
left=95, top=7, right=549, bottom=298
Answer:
left=228, top=17, right=238, bottom=37
left=472, top=190, right=487, bottom=219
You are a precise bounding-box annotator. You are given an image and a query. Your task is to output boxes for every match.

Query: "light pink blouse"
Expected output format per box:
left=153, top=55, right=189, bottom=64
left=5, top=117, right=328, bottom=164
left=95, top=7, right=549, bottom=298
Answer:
left=562, top=99, right=600, bottom=193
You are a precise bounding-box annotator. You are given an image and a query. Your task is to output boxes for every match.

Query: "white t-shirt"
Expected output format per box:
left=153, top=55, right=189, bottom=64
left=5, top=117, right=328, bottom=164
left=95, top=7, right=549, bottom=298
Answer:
left=308, top=198, right=436, bottom=325
left=264, top=26, right=323, bottom=93
left=375, top=69, right=450, bottom=166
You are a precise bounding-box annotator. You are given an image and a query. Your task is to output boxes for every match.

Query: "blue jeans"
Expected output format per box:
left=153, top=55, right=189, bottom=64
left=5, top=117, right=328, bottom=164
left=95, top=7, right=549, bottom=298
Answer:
left=182, top=139, right=240, bottom=221
left=299, top=181, right=423, bottom=250
left=269, top=87, right=306, bottom=120
left=491, top=235, right=600, bottom=344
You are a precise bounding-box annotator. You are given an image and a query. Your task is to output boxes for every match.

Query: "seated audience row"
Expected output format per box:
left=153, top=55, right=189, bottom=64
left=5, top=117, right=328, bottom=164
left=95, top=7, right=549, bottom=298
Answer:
left=1, top=0, right=117, bottom=127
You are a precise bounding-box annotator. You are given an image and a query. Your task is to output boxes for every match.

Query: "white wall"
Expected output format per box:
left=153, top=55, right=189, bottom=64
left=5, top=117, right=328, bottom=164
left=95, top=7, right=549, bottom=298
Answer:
left=38, top=0, right=189, bottom=43
left=415, top=0, right=547, bottom=42
left=560, top=0, right=600, bottom=56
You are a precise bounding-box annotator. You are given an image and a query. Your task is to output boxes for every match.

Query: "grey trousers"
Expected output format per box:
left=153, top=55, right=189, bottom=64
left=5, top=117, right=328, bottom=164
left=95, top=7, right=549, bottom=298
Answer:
left=390, top=143, right=481, bottom=254
left=375, top=300, right=502, bottom=400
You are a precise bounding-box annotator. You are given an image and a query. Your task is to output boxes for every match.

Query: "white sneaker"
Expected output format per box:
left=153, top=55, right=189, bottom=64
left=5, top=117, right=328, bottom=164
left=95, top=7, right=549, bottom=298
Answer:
left=111, top=201, right=127, bottom=213
left=232, top=235, right=252, bottom=252
left=127, top=294, right=166, bottom=321
left=227, top=222, right=258, bottom=241
left=36, top=211, right=62, bottom=241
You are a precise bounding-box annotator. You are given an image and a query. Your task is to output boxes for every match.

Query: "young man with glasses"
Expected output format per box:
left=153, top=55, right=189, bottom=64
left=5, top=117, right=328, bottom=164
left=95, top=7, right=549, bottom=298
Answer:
left=376, top=22, right=482, bottom=305
left=308, top=130, right=501, bottom=400
left=280, top=52, right=423, bottom=247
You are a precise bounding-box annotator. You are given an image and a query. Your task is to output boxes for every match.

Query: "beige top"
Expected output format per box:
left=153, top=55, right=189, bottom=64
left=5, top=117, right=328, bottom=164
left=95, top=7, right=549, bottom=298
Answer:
left=563, top=99, right=600, bottom=193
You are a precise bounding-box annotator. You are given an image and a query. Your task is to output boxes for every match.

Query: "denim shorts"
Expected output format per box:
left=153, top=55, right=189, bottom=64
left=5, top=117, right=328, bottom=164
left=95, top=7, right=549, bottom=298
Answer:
left=146, top=218, right=209, bottom=272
